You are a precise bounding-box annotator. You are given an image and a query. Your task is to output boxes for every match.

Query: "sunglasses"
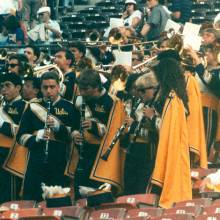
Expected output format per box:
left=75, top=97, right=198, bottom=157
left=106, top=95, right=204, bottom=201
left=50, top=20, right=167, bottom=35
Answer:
left=8, top=64, right=19, bottom=68
left=137, top=86, right=157, bottom=93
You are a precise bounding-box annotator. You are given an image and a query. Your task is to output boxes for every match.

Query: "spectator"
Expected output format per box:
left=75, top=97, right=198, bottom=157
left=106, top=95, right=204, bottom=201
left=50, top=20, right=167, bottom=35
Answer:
left=28, top=6, right=61, bottom=43
left=170, top=0, right=193, bottom=24
left=140, top=0, right=170, bottom=40
left=21, top=0, right=46, bottom=29
left=201, top=28, right=220, bottom=46
left=121, top=0, right=143, bottom=31
left=0, top=15, right=24, bottom=45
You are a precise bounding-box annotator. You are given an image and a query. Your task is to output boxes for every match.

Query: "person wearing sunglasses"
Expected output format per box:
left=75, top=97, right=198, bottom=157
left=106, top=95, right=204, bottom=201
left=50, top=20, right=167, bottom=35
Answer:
left=7, top=54, right=30, bottom=78
left=123, top=71, right=159, bottom=195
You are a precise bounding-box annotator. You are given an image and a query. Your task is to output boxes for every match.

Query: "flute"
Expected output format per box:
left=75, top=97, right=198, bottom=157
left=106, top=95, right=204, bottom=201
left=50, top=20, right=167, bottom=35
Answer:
left=44, top=98, right=51, bottom=163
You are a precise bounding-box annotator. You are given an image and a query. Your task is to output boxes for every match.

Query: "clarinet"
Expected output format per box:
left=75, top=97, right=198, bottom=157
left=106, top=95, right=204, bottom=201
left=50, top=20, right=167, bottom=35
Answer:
left=101, top=98, right=141, bottom=161
left=126, top=89, right=159, bottom=154
left=44, top=98, right=51, bottom=163
left=77, top=101, right=86, bottom=171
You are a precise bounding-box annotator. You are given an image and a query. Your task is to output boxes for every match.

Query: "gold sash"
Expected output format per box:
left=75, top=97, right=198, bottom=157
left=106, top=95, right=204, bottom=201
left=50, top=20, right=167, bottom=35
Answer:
left=90, top=98, right=126, bottom=194
left=151, top=92, right=192, bottom=208
left=4, top=102, right=66, bottom=178
left=0, top=108, right=15, bottom=148
left=185, top=72, right=207, bottom=168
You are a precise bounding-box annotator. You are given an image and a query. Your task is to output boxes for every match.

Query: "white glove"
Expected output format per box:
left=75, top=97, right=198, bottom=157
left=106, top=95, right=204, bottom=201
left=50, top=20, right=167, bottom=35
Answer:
left=36, top=129, right=45, bottom=142
left=47, top=116, right=60, bottom=132
left=99, top=183, right=111, bottom=191
left=0, top=116, right=4, bottom=128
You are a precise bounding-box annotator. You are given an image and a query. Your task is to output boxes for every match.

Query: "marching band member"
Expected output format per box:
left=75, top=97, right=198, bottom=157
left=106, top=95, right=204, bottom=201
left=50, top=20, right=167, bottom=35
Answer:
left=71, top=69, right=124, bottom=200
left=54, top=48, right=76, bottom=102
left=0, top=73, right=26, bottom=203
left=24, top=45, right=40, bottom=67
left=123, top=71, right=159, bottom=195
left=16, top=71, right=77, bottom=201
left=150, top=58, right=192, bottom=208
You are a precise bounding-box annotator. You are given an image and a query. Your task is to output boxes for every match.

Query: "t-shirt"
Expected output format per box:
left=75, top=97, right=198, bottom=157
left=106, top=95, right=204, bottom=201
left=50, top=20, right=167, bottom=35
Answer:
left=123, top=10, right=142, bottom=27
left=147, top=4, right=170, bottom=41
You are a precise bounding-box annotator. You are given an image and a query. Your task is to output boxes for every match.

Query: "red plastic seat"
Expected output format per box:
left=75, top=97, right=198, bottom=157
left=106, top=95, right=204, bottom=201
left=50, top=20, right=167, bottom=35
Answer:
left=116, top=194, right=159, bottom=208
left=174, top=198, right=212, bottom=207
left=126, top=207, right=163, bottom=218
left=19, top=217, right=60, bottom=220
left=76, top=199, right=88, bottom=208
left=1, top=201, right=36, bottom=210
left=212, top=199, right=220, bottom=206
left=153, top=213, right=194, bottom=220
left=196, top=214, right=220, bottom=220
left=203, top=205, right=220, bottom=215
left=191, top=168, right=217, bottom=181
left=88, top=207, right=126, bottom=220
left=163, top=206, right=202, bottom=216
left=42, top=206, right=85, bottom=219
left=1, top=208, right=41, bottom=219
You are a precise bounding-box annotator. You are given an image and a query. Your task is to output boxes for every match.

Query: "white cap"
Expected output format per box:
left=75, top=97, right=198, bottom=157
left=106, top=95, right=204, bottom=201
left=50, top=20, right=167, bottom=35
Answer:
left=37, top=6, right=51, bottom=14
left=214, top=13, right=220, bottom=25
left=125, top=0, right=137, bottom=4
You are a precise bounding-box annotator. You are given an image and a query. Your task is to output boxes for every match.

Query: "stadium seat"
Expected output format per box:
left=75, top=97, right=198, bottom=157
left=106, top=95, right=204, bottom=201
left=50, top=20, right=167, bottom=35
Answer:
left=163, top=206, right=202, bottom=216
left=1, top=208, right=41, bottom=219
left=116, top=194, right=159, bottom=208
left=196, top=214, right=220, bottom=220
left=1, top=201, right=37, bottom=210
left=88, top=207, right=127, bottom=220
left=126, top=207, right=163, bottom=218
left=153, top=213, right=194, bottom=220
left=202, top=205, right=220, bottom=215
left=42, top=206, right=85, bottom=219
left=19, top=217, right=60, bottom=220
left=191, top=168, right=217, bottom=181
left=174, top=198, right=212, bottom=207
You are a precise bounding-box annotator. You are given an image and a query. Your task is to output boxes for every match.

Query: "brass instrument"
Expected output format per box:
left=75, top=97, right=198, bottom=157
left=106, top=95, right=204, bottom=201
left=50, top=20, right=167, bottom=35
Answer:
left=132, top=55, right=157, bottom=74
left=0, top=49, right=8, bottom=61
left=34, top=64, right=64, bottom=84
left=44, top=98, right=51, bottom=163
left=86, top=30, right=101, bottom=45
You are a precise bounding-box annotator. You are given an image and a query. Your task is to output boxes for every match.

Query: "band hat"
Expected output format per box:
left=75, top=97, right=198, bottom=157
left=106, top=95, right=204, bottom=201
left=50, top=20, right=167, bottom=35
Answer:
left=125, top=0, right=137, bottom=5
left=37, top=7, right=51, bottom=15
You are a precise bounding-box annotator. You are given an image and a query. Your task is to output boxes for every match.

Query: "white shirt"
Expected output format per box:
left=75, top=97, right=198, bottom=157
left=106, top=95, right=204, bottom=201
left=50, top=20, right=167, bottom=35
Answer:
left=207, top=169, right=220, bottom=185
left=0, top=0, right=17, bottom=14
left=28, top=20, right=61, bottom=42
left=123, top=10, right=142, bottom=27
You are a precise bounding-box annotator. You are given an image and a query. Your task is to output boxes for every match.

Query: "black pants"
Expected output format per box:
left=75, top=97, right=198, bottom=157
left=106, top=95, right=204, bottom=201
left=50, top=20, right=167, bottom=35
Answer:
left=0, top=147, right=22, bottom=203
left=23, top=141, right=70, bottom=202
left=124, top=142, right=155, bottom=195
left=74, top=143, right=102, bottom=200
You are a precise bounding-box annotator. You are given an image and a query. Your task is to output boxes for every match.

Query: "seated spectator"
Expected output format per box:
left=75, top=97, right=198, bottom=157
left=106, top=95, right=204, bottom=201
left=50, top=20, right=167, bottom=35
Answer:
left=121, top=0, right=143, bottom=32
left=28, top=6, right=61, bottom=43
left=0, top=15, right=24, bottom=45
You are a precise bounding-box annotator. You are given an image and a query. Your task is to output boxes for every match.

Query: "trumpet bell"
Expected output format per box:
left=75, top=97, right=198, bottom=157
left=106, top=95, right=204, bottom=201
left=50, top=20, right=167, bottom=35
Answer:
left=86, top=30, right=100, bottom=45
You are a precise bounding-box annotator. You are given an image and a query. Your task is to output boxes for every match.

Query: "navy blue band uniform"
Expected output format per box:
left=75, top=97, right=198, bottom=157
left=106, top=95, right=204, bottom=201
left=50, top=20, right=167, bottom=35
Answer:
left=16, top=97, right=77, bottom=201
left=123, top=100, right=159, bottom=195
left=0, top=95, right=26, bottom=203
left=74, top=89, right=113, bottom=200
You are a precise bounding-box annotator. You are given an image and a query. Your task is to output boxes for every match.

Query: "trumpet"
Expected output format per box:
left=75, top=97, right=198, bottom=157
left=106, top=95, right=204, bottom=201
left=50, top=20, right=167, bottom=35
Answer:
left=101, top=97, right=141, bottom=161
left=44, top=98, right=52, bottom=163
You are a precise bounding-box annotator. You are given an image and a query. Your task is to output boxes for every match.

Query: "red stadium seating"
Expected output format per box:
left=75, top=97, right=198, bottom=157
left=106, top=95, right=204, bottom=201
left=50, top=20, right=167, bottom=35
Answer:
left=1, top=201, right=36, bottom=210
left=163, top=206, right=202, bottom=216
left=116, top=194, right=159, bottom=208
left=88, top=207, right=127, bottom=220
left=42, top=206, right=85, bottom=219
left=1, top=208, right=41, bottom=219
left=153, top=213, right=194, bottom=220
left=174, top=198, right=212, bottom=207
left=126, top=207, right=163, bottom=218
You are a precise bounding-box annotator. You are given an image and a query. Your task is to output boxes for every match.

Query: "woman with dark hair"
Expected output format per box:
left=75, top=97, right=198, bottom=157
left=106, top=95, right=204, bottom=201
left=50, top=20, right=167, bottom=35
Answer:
left=141, top=58, right=192, bottom=208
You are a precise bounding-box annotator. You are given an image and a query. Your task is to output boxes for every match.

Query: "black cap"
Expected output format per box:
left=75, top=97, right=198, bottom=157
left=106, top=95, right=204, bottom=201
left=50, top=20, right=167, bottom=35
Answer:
left=1, top=73, right=22, bottom=86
